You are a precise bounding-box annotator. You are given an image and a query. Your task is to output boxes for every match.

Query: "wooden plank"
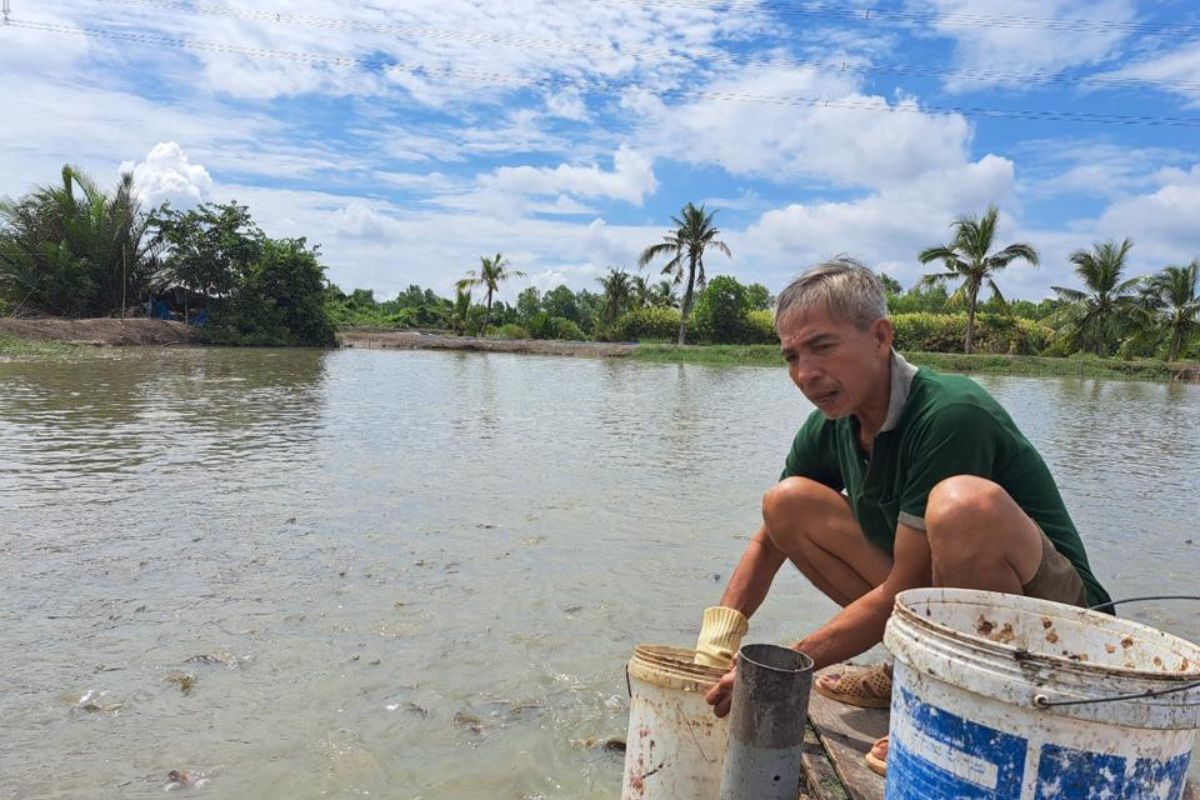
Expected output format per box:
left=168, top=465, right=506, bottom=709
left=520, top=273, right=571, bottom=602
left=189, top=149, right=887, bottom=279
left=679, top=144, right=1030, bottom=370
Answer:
left=799, top=720, right=849, bottom=800
left=806, top=669, right=889, bottom=800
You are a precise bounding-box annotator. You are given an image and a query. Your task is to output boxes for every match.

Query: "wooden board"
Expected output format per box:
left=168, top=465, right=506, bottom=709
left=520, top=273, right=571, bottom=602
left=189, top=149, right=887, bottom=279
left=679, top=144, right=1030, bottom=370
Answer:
left=804, top=670, right=889, bottom=800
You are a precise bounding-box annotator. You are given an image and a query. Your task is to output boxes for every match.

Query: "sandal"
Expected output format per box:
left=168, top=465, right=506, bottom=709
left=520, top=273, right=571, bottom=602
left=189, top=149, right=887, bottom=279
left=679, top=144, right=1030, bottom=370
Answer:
left=813, top=663, right=892, bottom=709
left=865, top=735, right=888, bottom=777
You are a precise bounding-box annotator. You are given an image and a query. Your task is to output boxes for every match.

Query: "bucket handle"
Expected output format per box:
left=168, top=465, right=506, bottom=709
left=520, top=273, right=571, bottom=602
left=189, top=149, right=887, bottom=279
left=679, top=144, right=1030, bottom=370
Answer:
left=1034, top=595, right=1200, bottom=709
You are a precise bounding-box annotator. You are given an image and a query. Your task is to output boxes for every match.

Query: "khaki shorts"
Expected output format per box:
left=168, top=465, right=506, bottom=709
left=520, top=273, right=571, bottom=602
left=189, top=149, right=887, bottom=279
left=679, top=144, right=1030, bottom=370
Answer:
left=1022, top=526, right=1088, bottom=608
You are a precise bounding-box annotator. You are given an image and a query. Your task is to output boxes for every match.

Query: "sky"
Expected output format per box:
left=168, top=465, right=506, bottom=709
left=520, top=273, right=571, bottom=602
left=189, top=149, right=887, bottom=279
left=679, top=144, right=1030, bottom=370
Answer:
left=3, top=0, right=1200, bottom=304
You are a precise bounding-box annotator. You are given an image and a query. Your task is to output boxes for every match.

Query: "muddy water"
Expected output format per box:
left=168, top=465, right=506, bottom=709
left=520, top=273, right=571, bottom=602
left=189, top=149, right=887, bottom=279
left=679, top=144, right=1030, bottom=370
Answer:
left=2, top=347, right=1198, bottom=798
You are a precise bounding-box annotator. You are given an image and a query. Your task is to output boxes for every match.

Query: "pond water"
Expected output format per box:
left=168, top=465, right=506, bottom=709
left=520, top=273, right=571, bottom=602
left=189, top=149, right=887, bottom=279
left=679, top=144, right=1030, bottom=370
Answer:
left=2, top=347, right=1198, bottom=798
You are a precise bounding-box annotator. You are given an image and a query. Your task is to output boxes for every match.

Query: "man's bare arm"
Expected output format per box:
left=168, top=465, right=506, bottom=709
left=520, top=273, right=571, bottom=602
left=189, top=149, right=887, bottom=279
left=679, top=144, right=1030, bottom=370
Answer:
left=792, top=524, right=931, bottom=671
left=717, top=524, right=788, bottom=617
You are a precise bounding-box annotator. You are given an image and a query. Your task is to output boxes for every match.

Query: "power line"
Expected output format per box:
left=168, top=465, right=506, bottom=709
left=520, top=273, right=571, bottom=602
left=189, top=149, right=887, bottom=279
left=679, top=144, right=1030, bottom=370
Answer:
left=8, top=17, right=1200, bottom=128
left=80, top=0, right=1200, bottom=93
left=614, top=0, right=1200, bottom=38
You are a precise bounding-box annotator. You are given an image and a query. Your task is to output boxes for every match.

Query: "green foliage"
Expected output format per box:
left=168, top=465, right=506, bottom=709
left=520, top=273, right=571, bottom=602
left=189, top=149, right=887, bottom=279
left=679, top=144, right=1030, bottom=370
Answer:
left=494, top=323, right=530, bottom=339
left=0, top=165, right=156, bottom=317
left=597, top=268, right=634, bottom=323
left=516, top=286, right=541, bottom=322
left=692, top=274, right=751, bottom=343
left=456, top=253, right=525, bottom=337
left=918, top=205, right=1039, bottom=353
left=887, top=282, right=950, bottom=314
left=746, top=309, right=778, bottom=344
left=528, top=312, right=584, bottom=341
left=609, top=306, right=682, bottom=342
left=1047, top=239, right=1142, bottom=357
left=638, top=202, right=732, bottom=344
left=891, top=312, right=1050, bottom=355
left=744, top=283, right=773, bottom=311
left=203, top=238, right=335, bottom=347
left=152, top=202, right=264, bottom=313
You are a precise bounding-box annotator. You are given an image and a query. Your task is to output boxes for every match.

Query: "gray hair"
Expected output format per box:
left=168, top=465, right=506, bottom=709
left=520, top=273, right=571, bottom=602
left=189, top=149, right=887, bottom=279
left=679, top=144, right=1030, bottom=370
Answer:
left=774, top=256, right=888, bottom=332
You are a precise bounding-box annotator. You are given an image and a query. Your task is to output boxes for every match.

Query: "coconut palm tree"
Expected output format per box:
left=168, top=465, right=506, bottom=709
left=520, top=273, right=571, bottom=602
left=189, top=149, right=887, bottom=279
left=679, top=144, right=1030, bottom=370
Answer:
left=637, top=202, right=731, bottom=346
left=456, top=253, right=524, bottom=337
left=597, top=268, right=633, bottom=324
left=1048, top=239, right=1142, bottom=357
left=648, top=279, right=679, bottom=309
left=918, top=205, right=1039, bottom=354
left=1146, top=261, right=1199, bottom=361
left=449, top=287, right=472, bottom=335
left=629, top=274, right=650, bottom=310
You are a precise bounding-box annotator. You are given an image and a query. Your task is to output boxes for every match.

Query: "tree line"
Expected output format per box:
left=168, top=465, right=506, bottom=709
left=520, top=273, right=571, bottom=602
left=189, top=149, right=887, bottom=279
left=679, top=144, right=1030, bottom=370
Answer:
left=0, top=165, right=335, bottom=346
left=3, top=167, right=1196, bottom=360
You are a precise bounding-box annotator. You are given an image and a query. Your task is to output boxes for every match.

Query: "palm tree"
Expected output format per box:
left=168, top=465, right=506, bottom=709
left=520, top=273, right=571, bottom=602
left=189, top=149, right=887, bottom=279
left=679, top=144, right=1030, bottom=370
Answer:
left=0, top=165, right=155, bottom=317
left=1048, top=239, right=1141, bottom=356
left=629, top=274, right=650, bottom=310
left=918, top=205, right=1039, bottom=354
left=648, top=279, right=678, bottom=309
left=1147, top=261, right=1199, bottom=361
left=456, top=253, right=524, bottom=337
left=638, top=202, right=731, bottom=345
left=449, top=287, right=472, bottom=335
left=597, top=268, right=633, bottom=324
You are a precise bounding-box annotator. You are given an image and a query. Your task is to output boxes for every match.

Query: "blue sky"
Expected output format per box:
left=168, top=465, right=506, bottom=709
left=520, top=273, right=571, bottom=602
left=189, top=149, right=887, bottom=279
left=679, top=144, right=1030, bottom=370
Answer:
left=3, top=0, right=1200, bottom=304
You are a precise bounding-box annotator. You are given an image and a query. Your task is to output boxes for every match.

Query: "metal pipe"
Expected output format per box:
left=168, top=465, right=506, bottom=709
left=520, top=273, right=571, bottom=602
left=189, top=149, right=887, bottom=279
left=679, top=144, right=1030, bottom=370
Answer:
left=719, top=643, right=814, bottom=800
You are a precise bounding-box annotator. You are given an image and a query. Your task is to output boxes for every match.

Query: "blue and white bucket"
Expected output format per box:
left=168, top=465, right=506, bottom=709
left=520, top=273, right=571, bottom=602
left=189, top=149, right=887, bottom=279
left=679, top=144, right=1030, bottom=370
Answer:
left=883, top=588, right=1200, bottom=799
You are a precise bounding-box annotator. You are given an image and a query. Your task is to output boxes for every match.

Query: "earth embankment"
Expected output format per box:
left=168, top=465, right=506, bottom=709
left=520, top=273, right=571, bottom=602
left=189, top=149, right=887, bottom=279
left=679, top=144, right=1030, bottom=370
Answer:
left=0, top=318, right=200, bottom=346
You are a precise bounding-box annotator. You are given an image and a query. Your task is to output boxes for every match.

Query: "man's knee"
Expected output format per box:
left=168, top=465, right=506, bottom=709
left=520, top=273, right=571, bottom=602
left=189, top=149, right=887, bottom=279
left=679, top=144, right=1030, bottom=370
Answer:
left=761, top=477, right=828, bottom=548
left=926, top=476, right=1008, bottom=552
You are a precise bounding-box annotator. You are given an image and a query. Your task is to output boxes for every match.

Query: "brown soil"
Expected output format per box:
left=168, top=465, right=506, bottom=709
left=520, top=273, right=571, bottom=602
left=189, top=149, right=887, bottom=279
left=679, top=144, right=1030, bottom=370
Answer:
left=0, top=318, right=200, bottom=346
left=339, top=329, right=636, bottom=358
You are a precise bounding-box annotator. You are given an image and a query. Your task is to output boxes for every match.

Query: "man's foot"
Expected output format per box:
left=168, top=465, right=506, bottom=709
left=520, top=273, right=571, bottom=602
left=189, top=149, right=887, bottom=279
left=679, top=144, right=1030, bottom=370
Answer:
left=865, top=735, right=888, bottom=777
left=813, top=664, right=892, bottom=709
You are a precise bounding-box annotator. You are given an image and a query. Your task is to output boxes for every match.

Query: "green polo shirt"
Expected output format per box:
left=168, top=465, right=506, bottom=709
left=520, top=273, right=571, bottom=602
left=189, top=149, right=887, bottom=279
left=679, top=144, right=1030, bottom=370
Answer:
left=781, top=353, right=1111, bottom=609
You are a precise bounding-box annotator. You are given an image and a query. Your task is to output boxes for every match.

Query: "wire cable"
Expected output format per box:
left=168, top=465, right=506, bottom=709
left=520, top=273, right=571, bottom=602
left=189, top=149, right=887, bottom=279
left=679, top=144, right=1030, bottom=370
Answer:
left=9, top=17, right=1200, bottom=128
left=80, top=0, right=1200, bottom=94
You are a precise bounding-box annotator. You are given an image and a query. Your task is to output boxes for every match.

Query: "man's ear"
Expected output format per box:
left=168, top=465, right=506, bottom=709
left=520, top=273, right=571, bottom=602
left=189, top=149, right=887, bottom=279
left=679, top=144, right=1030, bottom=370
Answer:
left=873, top=318, right=894, bottom=352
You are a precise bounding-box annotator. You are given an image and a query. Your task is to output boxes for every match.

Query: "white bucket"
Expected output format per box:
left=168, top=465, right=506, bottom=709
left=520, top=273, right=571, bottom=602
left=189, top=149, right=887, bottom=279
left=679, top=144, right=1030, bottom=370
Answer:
left=622, top=645, right=729, bottom=800
left=883, top=588, right=1200, bottom=800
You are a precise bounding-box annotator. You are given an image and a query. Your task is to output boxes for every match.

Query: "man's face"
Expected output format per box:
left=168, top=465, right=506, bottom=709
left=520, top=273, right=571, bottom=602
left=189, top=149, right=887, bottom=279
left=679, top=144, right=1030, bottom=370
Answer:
left=777, top=306, right=893, bottom=419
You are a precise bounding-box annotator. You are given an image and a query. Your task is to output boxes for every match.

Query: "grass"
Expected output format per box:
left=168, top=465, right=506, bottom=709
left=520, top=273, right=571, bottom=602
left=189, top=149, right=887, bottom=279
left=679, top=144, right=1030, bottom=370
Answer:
left=0, top=333, right=83, bottom=360
left=632, top=344, right=1193, bottom=382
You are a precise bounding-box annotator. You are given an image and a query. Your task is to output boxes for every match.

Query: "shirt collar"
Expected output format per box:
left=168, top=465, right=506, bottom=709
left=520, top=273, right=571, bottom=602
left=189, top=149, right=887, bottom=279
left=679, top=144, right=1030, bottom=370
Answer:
left=879, top=350, right=918, bottom=433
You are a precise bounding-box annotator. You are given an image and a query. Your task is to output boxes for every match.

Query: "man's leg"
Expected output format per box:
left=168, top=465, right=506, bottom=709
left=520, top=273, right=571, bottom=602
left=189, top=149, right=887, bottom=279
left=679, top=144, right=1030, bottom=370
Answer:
left=924, top=475, right=1044, bottom=592
left=762, top=477, right=893, bottom=608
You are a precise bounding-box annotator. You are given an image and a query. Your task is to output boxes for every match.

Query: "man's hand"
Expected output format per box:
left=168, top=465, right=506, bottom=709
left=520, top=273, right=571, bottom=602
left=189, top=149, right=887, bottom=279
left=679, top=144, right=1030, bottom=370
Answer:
left=704, top=665, right=736, bottom=718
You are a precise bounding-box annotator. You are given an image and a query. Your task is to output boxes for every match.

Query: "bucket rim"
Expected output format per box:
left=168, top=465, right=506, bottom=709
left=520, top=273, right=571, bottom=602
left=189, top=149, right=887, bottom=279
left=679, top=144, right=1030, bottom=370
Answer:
left=893, top=588, right=1200, bottom=684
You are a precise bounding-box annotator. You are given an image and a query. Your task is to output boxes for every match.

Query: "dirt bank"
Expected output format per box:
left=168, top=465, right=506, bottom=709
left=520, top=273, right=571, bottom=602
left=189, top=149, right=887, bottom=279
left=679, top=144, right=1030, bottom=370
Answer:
left=0, top=318, right=200, bottom=346
left=338, top=329, right=636, bottom=358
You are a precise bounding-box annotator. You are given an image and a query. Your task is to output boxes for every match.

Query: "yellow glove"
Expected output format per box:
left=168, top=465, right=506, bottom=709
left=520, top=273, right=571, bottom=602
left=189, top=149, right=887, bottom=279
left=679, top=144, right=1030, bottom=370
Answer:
left=693, top=606, right=749, bottom=668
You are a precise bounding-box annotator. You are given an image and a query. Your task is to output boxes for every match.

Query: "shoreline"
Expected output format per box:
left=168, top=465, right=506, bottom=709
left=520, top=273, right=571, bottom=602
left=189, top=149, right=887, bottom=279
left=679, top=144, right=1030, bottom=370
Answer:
left=3, top=318, right=1198, bottom=382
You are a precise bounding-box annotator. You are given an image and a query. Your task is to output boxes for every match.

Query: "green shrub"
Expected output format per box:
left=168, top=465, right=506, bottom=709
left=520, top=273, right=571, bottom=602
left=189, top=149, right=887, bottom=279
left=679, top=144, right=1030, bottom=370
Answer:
left=494, top=323, right=530, bottom=339
left=890, top=313, right=1050, bottom=355
left=548, top=316, right=584, bottom=341
left=692, top=276, right=750, bottom=344
left=527, top=312, right=584, bottom=340
left=745, top=309, right=778, bottom=345
left=610, top=307, right=682, bottom=342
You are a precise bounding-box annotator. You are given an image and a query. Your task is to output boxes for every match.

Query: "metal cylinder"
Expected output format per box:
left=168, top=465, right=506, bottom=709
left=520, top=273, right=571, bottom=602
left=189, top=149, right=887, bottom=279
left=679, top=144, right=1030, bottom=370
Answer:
left=718, top=643, right=814, bottom=800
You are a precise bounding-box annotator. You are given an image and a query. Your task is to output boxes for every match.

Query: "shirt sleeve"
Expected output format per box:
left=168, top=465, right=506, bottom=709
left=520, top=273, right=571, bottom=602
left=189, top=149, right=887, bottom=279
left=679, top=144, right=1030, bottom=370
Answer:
left=897, top=401, right=1000, bottom=531
left=780, top=410, right=844, bottom=491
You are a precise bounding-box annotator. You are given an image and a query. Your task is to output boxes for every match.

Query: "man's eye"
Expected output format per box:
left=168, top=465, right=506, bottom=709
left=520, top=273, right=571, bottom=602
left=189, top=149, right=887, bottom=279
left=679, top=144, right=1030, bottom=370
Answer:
left=812, top=343, right=833, bottom=354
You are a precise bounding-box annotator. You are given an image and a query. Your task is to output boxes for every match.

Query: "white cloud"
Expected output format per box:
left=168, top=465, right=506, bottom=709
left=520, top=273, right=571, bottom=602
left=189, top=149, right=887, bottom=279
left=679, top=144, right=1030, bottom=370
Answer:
left=736, top=155, right=1018, bottom=289
left=482, top=147, right=656, bottom=206
left=331, top=202, right=401, bottom=241
left=910, top=0, right=1135, bottom=91
left=1102, top=41, right=1200, bottom=106
left=1090, top=164, right=1200, bottom=266
left=629, top=63, right=973, bottom=190
left=120, top=142, right=213, bottom=209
